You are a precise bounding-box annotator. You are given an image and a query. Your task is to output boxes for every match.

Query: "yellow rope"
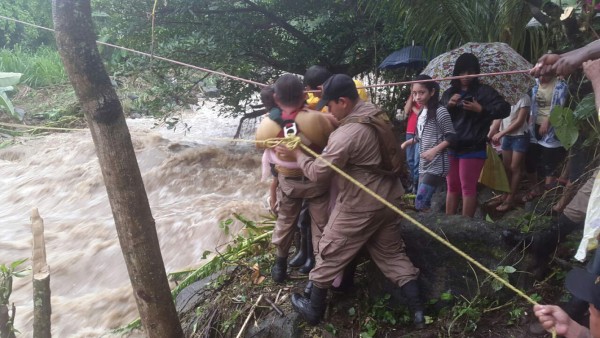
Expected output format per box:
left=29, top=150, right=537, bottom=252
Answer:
left=231, top=135, right=540, bottom=306
left=274, top=135, right=557, bottom=337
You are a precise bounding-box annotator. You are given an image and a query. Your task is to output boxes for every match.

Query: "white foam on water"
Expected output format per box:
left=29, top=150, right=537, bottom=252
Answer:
left=0, top=100, right=269, bottom=336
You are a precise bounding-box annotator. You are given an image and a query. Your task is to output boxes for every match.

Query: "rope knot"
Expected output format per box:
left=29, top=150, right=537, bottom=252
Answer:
left=263, top=135, right=301, bottom=150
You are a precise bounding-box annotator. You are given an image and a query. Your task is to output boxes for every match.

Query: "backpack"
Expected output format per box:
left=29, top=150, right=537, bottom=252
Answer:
left=340, top=110, right=405, bottom=178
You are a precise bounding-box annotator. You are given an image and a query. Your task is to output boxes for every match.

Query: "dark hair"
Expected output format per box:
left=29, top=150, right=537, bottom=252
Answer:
left=413, top=74, right=440, bottom=120
left=274, top=74, right=305, bottom=107
left=304, top=65, right=332, bottom=89
left=260, top=85, right=276, bottom=111
left=450, top=52, right=481, bottom=90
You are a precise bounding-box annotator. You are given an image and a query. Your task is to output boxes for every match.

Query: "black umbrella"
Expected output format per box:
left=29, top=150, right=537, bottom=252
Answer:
left=379, top=45, right=428, bottom=69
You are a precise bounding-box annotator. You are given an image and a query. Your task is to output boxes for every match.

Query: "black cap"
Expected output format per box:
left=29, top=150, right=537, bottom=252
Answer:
left=315, top=74, right=359, bottom=111
left=566, top=268, right=600, bottom=309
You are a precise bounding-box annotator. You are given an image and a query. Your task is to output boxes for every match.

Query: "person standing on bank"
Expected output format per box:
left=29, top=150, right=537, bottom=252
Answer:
left=401, top=93, right=422, bottom=193
left=255, top=74, right=335, bottom=283
left=401, top=75, right=456, bottom=211
left=441, top=53, right=510, bottom=217
left=275, top=74, right=424, bottom=327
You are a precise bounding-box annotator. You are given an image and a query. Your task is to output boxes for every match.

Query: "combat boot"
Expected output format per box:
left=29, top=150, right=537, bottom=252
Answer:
left=303, top=280, right=313, bottom=298
left=298, top=227, right=315, bottom=274
left=288, top=226, right=308, bottom=267
left=291, top=284, right=327, bottom=325
left=271, top=256, right=287, bottom=283
left=401, top=279, right=425, bottom=329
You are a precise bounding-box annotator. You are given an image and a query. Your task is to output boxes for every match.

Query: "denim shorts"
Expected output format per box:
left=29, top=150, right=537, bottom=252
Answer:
left=501, top=135, right=529, bottom=153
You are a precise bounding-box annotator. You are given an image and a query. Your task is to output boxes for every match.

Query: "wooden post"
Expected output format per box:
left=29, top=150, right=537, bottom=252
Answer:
left=31, top=208, right=51, bottom=338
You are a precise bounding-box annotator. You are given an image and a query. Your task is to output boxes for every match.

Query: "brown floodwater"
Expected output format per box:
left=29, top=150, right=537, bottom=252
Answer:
left=0, top=101, right=268, bottom=337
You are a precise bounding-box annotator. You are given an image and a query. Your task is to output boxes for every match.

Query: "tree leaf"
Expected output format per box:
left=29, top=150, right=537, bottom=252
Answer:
left=550, top=106, right=578, bottom=150
left=491, top=279, right=503, bottom=292
left=573, top=93, right=596, bottom=120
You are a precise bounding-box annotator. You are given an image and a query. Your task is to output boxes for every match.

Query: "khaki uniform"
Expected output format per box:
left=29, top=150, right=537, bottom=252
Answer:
left=256, top=109, right=335, bottom=257
left=296, top=101, right=419, bottom=288
left=273, top=176, right=329, bottom=257
left=564, top=170, right=598, bottom=224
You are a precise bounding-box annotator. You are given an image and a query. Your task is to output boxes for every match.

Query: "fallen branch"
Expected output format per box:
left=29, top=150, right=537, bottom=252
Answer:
left=235, top=294, right=263, bottom=338
left=264, top=297, right=284, bottom=317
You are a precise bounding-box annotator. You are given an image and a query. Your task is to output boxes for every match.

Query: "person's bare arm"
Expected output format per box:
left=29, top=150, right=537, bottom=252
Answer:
left=534, top=305, right=590, bottom=338
left=583, top=59, right=600, bottom=113
left=493, top=107, right=529, bottom=142
left=532, top=39, right=600, bottom=77
left=488, top=119, right=501, bottom=140
left=421, top=140, right=450, bottom=162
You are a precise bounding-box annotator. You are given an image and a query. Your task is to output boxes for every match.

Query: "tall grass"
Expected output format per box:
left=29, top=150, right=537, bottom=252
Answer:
left=0, top=46, right=67, bottom=88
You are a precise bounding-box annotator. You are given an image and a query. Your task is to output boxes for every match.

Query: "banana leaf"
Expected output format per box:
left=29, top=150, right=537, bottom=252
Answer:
left=0, top=73, right=22, bottom=87
left=0, top=91, right=20, bottom=121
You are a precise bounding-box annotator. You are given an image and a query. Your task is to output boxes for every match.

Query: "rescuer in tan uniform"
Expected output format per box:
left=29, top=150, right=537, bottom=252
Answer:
left=276, top=74, right=424, bottom=327
left=255, top=74, right=335, bottom=283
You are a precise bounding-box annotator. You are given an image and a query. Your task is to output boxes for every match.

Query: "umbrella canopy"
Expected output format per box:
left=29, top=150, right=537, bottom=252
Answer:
left=379, top=45, right=428, bottom=69
left=422, top=42, right=534, bottom=105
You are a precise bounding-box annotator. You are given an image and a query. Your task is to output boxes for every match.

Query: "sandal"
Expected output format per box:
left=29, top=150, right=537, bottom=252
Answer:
left=496, top=201, right=514, bottom=212
left=522, top=191, right=542, bottom=202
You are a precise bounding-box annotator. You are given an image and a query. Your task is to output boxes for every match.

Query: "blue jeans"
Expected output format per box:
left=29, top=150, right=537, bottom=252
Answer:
left=405, top=134, right=420, bottom=186
left=415, top=182, right=436, bottom=210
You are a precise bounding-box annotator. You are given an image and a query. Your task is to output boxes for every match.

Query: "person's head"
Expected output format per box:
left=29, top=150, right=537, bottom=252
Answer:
left=273, top=74, right=306, bottom=109
left=412, top=74, right=440, bottom=119
left=566, top=268, right=600, bottom=336
left=304, top=65, right=332, bottom=96
left=451, top=53, right=481, bottom=90
left=538, top=73, right=556, bottom=85
left=317, top=74, right=359, bottom=121
left=260, top=85, right=276, bottom=111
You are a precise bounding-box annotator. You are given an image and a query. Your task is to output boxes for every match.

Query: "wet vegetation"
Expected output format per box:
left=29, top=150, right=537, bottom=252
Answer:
left=1, top=0, right=600, bottom=337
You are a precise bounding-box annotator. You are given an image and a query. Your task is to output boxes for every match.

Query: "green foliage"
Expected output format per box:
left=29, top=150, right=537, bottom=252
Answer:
left=573, top=93, right=597, bottom=120
left=0, top=258, right=28, bottom=305
left=507, top=306, right=524, bottom=325
left=324, top=323, right=338, bottom=336
left=510, top=212, right=552, bottom=234
left=359, top=294, right=410, bottom=337
left=169, top=213, right=273, bottom=288
left=364, top=0, right=549, bottom=60
left=491, top=265, right=516, bottom=292
left=0, top=46, right=68, bottom=87
left=446, top=296, right=484, bottom=334
left=0, top=71, right=21, bottom=120
left=0, top=0, right=54, bottom=49
left=550, top=105, right=579, bottom=150
left=90, top=0, right=395, bottom=116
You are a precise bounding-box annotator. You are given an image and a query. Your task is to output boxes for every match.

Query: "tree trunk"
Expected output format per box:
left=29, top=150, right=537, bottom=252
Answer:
left=31, top=208, right=51, bottom=338
left=51, top=1, right=184, bottom=337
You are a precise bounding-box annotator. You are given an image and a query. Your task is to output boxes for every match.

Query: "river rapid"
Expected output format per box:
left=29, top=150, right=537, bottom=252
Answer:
left=0, top=101, right=268, bottom=337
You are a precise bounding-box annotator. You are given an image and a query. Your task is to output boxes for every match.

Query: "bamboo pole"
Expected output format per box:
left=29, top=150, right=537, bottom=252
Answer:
left=235, top=295, right=263, bottom=338
left=31, top=208, right=51, bottom=338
